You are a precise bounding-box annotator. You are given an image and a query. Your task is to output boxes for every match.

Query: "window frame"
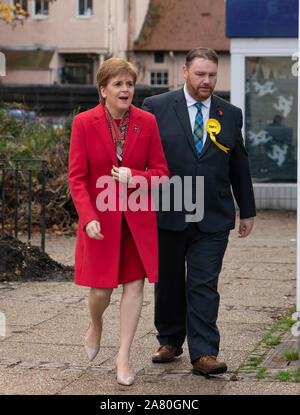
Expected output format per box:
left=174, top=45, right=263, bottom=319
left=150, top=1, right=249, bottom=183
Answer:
left=11, top=0, right=28, bottom=19
left=31, top=0, right=49, bottom=20
left=149, top=70, right=169, bottom=88
left=77, top=0, right=93, bottom=19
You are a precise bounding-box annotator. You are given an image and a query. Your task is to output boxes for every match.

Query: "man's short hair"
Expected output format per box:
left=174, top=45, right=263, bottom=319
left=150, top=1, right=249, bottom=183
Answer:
left=185, top=47, right=219, bottom=68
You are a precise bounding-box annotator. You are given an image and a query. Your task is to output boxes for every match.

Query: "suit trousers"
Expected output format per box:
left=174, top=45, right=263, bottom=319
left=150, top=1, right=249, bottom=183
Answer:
left=155, top=223, right=229, bottom=363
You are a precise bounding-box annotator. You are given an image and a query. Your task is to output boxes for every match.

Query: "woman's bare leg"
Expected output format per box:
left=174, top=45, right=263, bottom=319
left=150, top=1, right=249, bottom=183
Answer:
left=85, top=287, right=113, bottom=349
left=115, top=279, right=145, bottom=382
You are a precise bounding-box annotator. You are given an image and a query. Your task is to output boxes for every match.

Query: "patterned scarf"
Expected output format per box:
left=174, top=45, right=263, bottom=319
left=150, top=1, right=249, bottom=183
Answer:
left=103, top=104, right=130, bottom=159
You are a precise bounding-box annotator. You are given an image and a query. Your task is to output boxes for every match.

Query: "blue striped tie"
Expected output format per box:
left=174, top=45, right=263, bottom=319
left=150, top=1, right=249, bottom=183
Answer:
left=193, top=102, right=203, bottom=155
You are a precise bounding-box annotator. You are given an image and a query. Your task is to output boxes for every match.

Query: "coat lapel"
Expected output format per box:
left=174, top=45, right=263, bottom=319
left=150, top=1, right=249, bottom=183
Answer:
left=121, top=105, right=142, bottom=165
left=172, top=90, right=226, bottom=160
left=91, top=104, right=119, bottom=165
left=91, top=104, right=142, bottom=166
left=173, top=89, right=199, bottom=158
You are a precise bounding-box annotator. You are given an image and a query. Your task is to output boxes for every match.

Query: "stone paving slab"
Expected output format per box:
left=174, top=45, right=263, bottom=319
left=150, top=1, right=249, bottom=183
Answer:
left=0, top=367, right=80, bottom=395
left=261, top=331, right=299, bottom=370
left=221, top=381, right=300, bottom=395
left=57, top=370, right=228, bottom=396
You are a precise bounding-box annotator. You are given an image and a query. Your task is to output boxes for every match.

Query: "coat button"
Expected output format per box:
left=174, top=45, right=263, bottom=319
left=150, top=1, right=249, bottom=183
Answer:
left=119, top=194, right=123, bottom=198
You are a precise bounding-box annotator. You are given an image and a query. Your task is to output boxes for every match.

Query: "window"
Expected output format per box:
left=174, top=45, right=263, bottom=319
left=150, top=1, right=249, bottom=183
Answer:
left=154, top=52, right=164, bottom=63
left=60, top=55, right=94, bottom=85
left=12, top=0, right=28, bottom=12
left=78, top=0, right=93, bottom=17
left=33, top=0, right=49, bottom=17
left=245, top=57, right=297, bottom=180
left=61, top=65, right=89, bottom=84
left=149, top=70, right=168, bottom=87
left=11, top=0, right=28, bottom=18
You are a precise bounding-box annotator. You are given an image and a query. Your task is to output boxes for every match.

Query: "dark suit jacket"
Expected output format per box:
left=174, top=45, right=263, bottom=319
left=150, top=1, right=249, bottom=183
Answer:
left=142, top=88, right=256, bottom=233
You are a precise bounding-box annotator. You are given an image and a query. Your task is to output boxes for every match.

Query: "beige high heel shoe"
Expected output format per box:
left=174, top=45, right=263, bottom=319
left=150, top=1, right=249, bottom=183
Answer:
left=116, top=372, right=135, bottom=386
left=84, top=343, right=99, bottom=362
left=84, top=319, right=102, bottom=362
left=115, top=356, right=135, bottom=386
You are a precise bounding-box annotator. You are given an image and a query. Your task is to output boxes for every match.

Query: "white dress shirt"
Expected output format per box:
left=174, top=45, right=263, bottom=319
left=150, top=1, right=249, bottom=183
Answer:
left=183, top=84, right=211, bottom=145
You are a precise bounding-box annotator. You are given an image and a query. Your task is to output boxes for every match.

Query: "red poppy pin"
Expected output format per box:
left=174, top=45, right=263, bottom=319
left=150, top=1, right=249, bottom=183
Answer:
left=217, top=109, right=223, bottom=117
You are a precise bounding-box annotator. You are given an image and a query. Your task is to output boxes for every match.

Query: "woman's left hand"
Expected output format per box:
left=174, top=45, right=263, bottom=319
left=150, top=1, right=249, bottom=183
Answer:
left=111, top=165, right=133, bottom=184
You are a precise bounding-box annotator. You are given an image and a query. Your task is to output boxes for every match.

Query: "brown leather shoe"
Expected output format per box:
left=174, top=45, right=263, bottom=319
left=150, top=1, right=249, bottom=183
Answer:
left=192, top=356, right=227, bottom=375
left=152, top=345, right=183, bottom=363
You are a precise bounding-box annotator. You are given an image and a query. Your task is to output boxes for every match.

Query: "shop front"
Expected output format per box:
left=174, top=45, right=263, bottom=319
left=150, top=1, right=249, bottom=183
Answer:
left=226, top=0, right=298, bottom=209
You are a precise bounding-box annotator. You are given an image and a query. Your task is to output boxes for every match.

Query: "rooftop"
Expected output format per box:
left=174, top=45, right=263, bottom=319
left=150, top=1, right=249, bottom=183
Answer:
left=133, top=0, right=229, bottom=52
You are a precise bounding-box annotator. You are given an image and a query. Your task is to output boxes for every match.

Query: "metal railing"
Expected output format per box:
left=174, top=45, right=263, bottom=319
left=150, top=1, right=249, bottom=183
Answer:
left=0, top=159, right=47, bottom=250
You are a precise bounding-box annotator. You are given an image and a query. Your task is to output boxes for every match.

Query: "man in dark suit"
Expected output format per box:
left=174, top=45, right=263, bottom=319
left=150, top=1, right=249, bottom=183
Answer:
left=142, top=47, right=256, bottom=376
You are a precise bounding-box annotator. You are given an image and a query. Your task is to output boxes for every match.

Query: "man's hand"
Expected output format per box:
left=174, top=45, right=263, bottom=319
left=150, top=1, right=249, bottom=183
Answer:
left=85, top=220, right=104, bottom=240
left=238, top=217, right=254, bottom=238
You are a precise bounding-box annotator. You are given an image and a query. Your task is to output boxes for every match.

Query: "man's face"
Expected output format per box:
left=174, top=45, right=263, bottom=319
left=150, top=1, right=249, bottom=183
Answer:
left=183, top=58, right=218, bottom=101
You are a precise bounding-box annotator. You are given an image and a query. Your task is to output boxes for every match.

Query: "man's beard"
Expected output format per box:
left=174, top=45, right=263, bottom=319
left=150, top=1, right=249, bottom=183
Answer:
left=187, top=81, right=213, bottom=101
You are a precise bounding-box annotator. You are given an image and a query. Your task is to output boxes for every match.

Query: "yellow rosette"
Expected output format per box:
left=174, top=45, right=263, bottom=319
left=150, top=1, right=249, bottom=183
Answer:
left=206, top=119, right=229, bottom=154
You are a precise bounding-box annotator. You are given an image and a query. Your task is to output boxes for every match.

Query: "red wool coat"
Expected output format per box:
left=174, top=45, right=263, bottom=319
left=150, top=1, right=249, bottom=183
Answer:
left=68, top=104, right=170, bottom=288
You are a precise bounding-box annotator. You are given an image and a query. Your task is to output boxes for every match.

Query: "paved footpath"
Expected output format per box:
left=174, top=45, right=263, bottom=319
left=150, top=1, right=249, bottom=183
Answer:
left=0, top=210, right=299, bottom=396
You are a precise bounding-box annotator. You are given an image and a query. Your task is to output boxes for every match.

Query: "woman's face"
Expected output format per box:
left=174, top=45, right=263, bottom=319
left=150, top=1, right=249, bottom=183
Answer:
left=100, top=72, right=135, bottom=118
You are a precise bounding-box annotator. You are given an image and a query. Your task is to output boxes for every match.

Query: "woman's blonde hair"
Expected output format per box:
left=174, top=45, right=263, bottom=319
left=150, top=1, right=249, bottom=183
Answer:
left=96, top=57, right=138, bottom=103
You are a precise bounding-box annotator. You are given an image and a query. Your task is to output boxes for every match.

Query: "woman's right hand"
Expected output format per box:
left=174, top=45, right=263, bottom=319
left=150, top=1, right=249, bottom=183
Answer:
left=85, top=220, right=104, bottom=240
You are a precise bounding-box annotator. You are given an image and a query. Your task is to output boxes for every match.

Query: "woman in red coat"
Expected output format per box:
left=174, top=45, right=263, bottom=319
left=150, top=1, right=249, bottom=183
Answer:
left=68, top=58, right=169, bottom=386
